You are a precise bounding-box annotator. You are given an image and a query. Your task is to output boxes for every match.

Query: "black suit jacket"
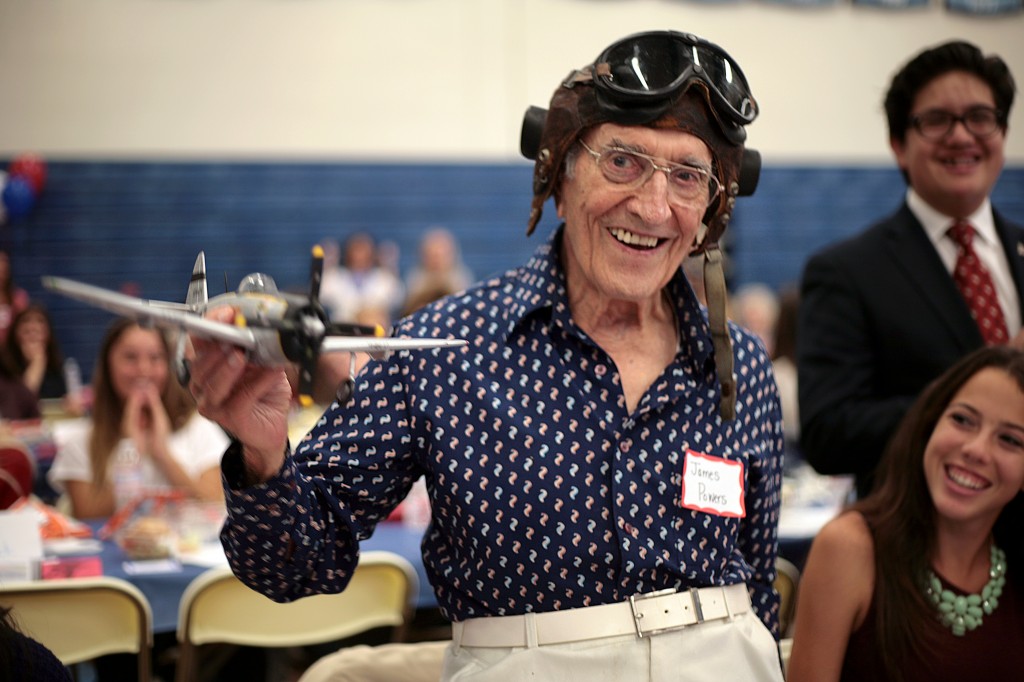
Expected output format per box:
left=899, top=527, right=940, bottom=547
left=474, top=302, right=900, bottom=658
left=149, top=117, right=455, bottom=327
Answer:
left=797, top=202, right=1024, bottom=495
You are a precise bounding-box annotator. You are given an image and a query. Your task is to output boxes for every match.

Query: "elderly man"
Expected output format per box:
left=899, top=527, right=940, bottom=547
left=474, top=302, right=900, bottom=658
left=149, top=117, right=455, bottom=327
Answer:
left=190, top=30, right=784, bottom=682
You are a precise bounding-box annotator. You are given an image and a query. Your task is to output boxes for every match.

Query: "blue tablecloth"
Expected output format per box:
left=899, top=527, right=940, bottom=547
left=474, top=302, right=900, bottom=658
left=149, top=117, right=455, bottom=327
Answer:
left=88, top=514, right=818, bottom=635
left=89, top=520, right=433, bottom=634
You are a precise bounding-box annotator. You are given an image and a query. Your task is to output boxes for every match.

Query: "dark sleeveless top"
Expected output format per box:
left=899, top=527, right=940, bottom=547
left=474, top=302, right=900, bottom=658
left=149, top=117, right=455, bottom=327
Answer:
left=3, top=632, right=74, bottom=681
left=840, top=573, right=1024, bottom=681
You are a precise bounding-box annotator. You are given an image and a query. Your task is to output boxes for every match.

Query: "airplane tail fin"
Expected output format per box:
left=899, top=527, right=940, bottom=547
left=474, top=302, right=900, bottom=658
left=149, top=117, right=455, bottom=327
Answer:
left=186, top=252, right=208, bottom=310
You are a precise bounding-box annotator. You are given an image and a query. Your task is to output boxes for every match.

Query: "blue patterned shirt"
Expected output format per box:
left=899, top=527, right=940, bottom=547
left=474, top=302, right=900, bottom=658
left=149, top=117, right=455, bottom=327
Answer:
left=220, top=228, right=784, bottom=635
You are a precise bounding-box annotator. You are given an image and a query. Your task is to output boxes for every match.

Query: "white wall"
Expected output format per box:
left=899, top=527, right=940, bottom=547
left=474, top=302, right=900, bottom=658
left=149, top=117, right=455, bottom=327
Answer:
left=1, top=0, right=1022, bottom=163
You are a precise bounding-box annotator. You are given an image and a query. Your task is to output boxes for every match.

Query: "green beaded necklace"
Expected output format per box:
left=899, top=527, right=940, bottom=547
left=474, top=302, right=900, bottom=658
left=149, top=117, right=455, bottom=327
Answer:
left=923, top=544, right=1007, bottom=637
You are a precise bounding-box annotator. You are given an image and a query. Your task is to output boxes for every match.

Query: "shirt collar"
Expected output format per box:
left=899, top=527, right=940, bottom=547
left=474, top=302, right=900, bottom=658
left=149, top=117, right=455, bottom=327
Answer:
left=906, top=188, right=998, bottom=247
left=502, top=226, right=715, bottom=371
left=499, top=227, right=568, bottom=340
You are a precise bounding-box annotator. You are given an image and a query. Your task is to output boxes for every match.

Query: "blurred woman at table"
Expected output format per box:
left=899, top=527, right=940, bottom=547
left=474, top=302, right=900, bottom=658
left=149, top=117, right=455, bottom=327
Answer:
left=48, top=318, right=228, bottom=519
left=787, top=346, right=1024, bottom=682
left=3, top=304, right=85, bottom=416
left=0, top=248, right=29, bottom=344
left=0, top=357, right=39, bottom=421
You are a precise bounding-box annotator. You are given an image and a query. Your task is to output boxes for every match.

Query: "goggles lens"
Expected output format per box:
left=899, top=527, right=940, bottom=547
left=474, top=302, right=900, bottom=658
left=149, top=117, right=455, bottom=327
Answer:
left=595, top=31, right=758, bottom=125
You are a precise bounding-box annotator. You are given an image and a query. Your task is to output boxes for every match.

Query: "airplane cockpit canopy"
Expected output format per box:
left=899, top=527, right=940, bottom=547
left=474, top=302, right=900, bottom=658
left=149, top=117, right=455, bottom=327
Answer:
left=238, top=273, right=279, bottom=295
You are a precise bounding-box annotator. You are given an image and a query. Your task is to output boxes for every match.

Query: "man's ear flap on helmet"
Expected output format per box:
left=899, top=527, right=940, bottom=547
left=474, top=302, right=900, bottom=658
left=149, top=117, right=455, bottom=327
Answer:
left=521, top=106, right=547, bottom=161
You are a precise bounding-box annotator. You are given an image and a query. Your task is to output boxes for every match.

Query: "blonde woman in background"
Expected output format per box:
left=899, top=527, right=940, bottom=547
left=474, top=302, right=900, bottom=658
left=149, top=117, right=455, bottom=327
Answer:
left=48, top=318, right=228, bottom=519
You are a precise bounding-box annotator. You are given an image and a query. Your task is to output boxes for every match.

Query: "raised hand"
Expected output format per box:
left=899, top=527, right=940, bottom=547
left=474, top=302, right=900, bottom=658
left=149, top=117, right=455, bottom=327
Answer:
left=188, top=306, right=293, bottom=482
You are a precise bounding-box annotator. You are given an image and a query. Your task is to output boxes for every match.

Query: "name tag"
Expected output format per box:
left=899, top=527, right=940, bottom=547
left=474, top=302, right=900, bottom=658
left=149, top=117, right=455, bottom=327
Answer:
left=680, top=449, right=745, bottom=518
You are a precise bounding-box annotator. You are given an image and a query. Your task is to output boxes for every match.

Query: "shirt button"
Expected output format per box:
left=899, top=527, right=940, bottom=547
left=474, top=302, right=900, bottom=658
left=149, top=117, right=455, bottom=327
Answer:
left=619, top=441, right=630, bottom=453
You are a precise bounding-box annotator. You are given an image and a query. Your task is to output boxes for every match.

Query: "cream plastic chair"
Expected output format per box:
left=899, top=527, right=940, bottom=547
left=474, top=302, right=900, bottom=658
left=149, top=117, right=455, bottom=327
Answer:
left=175, top=550, right=418, bottom=682
left=0, top=438, right=34, bottom=509
left=0, top=575, right=153, bottom=680
left=774, top=556, right=801, bottom=638
left=299, top=640, right=448, bottom=682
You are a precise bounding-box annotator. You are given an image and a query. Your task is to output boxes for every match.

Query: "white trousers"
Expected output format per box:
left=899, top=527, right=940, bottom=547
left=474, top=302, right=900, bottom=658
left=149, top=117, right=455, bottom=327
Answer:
left=443, top=610, right=784, bottom=682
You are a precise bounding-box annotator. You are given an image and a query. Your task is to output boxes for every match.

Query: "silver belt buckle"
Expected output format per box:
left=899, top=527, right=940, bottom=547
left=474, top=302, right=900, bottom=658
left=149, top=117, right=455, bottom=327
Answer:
left=628, top=587, right=694, bottom=638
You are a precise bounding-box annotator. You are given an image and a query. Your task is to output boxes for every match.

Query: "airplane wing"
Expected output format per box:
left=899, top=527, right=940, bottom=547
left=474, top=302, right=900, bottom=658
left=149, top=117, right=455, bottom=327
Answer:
left=320, top=336, right=467, bottom=355
left=42, top=276, right=260, bottom=352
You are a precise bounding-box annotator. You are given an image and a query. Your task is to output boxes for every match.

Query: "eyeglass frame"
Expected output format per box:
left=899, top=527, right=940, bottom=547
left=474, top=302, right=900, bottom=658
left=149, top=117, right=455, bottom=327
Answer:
left=908, top=106, right=1005, bottom=141
left=577, top=139, right=722, bottom=206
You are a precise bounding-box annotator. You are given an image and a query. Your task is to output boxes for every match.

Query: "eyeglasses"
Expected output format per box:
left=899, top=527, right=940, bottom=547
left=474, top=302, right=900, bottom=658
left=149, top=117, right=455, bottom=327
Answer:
left=909, top=107, right=1004, bottom=140
left=586, top=30, right=758, bottom=128
left=578, top=140, right=721, bottom=205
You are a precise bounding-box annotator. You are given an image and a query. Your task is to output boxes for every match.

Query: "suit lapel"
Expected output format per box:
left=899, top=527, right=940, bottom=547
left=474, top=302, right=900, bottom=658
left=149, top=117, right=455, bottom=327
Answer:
left=883, top=204, right=981, bottom=348
left=993, top=211, right=1024, bottom=318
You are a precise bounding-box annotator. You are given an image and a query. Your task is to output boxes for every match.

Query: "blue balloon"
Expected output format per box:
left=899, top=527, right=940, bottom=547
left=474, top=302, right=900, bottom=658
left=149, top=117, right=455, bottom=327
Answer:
left=1, top=175, right=36, bottom=220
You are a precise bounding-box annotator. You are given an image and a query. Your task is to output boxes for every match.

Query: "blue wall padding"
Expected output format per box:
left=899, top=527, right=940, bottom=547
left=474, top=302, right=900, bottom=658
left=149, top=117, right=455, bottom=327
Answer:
left=3, top=160, right=1022, bottom=381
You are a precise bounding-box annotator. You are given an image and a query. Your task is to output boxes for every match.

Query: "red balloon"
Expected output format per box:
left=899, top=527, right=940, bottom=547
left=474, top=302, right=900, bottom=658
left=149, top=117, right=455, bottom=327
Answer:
left=8, top=154, right=47, bottom=193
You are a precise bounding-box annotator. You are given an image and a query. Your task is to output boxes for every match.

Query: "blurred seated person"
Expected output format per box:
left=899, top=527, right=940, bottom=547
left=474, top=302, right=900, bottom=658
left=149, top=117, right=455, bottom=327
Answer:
left=786, top=346, right=1024, bottom=681
left=730, top=282, right=780, bottom=357
left=47, top=319, right=228, bottom=519
left=402, top=227, right=474, bottom=316
left=0, top=358, right=39, bottom=421
left=319, top=232, right=404, bottom=323
left=0, top=248, right=29, bottom=344
left=4, top=304, right=85, bottom=416
left=772, top=286, right=801, bottom=459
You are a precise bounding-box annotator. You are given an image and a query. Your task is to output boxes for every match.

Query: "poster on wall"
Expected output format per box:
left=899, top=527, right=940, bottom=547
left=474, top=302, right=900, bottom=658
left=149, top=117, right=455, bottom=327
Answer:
left=852, top=0, right=928, bottom=7
left=946, top=0, right=1022, bottom=11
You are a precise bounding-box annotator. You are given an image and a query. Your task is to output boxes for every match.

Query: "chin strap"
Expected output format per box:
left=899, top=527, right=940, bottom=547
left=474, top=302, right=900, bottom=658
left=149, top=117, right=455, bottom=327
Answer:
left=703, top=243, right=736, bottom=421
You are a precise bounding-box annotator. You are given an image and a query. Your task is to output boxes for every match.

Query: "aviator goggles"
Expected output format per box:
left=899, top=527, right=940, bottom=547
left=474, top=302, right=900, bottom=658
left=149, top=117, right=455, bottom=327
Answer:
left=568, top=31, right=759, bottom=131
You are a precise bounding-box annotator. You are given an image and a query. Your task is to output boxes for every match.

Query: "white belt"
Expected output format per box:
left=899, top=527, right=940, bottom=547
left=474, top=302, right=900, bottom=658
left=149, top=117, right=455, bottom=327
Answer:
left=452, top=583, right=751, bottom=648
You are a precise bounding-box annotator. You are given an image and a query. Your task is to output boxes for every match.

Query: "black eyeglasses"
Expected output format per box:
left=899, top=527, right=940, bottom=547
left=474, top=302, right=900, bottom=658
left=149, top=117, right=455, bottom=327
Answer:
left=909, top=107, right=1004, bottom=140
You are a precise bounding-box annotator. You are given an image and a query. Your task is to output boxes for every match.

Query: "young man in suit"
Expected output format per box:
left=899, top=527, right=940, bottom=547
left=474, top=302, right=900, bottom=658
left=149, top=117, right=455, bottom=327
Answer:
left=797, top=41, right=1023, bottom=497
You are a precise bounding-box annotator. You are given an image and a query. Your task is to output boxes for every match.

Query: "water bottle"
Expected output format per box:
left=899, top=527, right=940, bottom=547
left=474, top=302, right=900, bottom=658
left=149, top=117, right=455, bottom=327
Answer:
left=63, top=357, right=83, bottom=410
left=111, top=445, right=144, bottom=511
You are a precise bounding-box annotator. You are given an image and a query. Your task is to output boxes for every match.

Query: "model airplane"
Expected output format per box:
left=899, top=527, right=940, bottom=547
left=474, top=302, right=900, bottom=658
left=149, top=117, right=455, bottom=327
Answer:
left=43, top=246, right=468, bottom=405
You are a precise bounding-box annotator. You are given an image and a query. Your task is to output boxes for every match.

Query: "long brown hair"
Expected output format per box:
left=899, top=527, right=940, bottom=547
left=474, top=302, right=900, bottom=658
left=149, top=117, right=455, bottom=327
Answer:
left=4, top=304, right=65, bottom=377
left=88, top=319, right=196, bottom=486
left=0, top=249, right=15, bottom=305
left=854, top=346, right=1024, bottom=679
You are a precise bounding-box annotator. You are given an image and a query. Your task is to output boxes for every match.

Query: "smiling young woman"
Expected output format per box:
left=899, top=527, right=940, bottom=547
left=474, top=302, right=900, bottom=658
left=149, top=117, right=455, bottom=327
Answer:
left=787, top=346, right=1024, bottom=682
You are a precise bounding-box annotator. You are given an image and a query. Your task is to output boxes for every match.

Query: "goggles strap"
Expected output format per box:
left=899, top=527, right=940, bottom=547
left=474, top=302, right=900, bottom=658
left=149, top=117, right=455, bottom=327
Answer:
left=562, top=64, right=609, bottom=88
left=703, top=243, right=736, bottom=420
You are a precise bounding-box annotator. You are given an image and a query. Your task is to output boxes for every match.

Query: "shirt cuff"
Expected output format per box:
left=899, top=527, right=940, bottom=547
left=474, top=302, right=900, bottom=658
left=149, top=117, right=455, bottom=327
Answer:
left=221, top=438, right=292, bottom=490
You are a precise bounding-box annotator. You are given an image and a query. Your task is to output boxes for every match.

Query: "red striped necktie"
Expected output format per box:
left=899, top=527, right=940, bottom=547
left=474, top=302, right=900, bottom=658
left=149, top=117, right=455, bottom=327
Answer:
left=948, top=220, right=1009, bottom=345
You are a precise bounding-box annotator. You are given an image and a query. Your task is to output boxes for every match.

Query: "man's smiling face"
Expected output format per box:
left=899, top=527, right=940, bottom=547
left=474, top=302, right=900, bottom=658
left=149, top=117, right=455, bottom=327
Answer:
left=556, top=122, right=713, bottom=306
left=891, top=70, right=1006, bottom=218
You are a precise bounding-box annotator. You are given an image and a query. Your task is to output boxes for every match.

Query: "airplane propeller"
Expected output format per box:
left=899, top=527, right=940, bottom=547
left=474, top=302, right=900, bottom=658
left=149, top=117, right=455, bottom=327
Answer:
left=42, top=246, right=468, bottom=409
left=275, top=245, right=383, bottom=405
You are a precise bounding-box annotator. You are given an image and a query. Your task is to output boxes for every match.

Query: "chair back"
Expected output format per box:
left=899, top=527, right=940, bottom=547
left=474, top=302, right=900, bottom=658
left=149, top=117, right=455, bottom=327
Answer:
left=176, top=550, right=418, bottom=682
left=299, top=641, right=448, bottom=682
left=0, top=576, right=153, bottom=680
left=0, top=439, right=35, bottom=509
left=774, top=556, right=801, bottom=637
